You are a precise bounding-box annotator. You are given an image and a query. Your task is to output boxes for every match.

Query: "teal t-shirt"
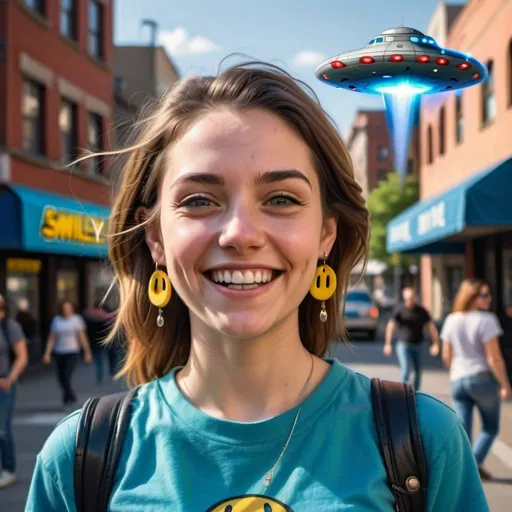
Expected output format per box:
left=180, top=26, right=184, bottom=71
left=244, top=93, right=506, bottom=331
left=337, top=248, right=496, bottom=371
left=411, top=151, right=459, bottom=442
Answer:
left=25, top=359, right=489, bottom=511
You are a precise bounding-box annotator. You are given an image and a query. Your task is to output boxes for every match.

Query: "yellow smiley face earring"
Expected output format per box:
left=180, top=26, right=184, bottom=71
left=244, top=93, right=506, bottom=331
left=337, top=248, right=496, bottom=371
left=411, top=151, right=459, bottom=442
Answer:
left=309, top=253, right=337, bottom=322
left=148, top=263, right=172, bottom=327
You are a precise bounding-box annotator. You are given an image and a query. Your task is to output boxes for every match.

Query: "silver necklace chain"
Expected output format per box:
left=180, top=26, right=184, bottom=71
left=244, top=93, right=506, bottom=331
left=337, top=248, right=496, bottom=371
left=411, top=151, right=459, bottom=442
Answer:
left=178, top=353, right=315, bottom=492
left=263, top=352, right=314, bottom=490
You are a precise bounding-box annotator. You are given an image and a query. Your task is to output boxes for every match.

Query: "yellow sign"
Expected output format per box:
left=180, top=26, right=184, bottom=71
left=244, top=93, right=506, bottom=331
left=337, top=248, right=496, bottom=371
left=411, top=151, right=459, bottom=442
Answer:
left=40, top=207, right=107, bottom=245
left=7, top=258, right=42, bottom=274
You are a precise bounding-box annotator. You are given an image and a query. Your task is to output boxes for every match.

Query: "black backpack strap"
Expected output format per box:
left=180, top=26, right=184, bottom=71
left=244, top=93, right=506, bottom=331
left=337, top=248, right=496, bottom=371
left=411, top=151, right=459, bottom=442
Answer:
left=371, top=378, right=427, bottom=512
left=74, top=387, right=139, bottom=512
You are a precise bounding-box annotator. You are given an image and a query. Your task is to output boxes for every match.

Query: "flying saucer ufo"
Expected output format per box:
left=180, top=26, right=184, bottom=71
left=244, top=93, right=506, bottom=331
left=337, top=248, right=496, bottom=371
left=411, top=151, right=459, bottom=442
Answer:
left=315, top=27, right=487, bottom=95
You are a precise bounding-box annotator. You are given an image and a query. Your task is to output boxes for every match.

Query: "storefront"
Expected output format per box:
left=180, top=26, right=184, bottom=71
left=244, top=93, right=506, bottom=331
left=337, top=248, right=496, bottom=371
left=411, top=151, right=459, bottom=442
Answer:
left=0, top=184, right=113, bottom=364
left=386, top=156, right=512, bottom=376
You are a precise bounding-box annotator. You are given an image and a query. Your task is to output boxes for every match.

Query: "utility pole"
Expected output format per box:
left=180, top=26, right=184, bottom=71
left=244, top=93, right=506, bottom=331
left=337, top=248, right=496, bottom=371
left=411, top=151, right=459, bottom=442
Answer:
left=141, top=19, right=158, bottom=97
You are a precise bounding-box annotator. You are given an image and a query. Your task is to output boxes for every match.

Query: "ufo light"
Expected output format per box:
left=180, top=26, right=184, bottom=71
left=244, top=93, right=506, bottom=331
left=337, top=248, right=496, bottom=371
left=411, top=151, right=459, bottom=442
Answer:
left=375, top=83, right=431, bottom=96
left=331, top=60, right=345, bottom=69
left=360, top=56, right=375, bottom=64
left=315, top=26, right=489, bottom=183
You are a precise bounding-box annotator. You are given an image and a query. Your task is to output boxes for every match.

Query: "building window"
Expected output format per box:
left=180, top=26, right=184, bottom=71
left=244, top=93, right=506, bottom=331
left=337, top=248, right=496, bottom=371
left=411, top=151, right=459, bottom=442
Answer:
left=439, top=106, right=445, bottom=155
left=22, top=79, right=44, bottom=155
left=60, top=99, right=78, bottom=163
left=482, top=60, right=496, bottom=126
left=376, top=169, right=388, bottom=184
left=427, top=125, right=433, bottom=164
left=377, top=145, right=388, bottom=161
left=455, top=93, right=463, bottom=144
left=24, top=0, right=44, bottom=15
left=87, top=113, right=103, bottom=174
left=88, top=0, right=103, bottom=59
left=407, top=158, right=414, bottom=175
left=60, top=0, right=76, bottom=40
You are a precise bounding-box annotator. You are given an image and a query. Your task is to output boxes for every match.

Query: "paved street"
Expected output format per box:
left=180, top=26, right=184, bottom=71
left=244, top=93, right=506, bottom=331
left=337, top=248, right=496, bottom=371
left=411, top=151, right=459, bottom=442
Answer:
left=1, top=339, right=511, bottom=511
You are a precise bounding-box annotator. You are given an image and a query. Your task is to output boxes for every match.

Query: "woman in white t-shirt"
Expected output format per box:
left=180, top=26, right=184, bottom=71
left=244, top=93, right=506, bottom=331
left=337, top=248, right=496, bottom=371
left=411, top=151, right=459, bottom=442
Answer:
left=42, top=301, right=92, bottom=409
left=441, top=278, right=512, bottom=480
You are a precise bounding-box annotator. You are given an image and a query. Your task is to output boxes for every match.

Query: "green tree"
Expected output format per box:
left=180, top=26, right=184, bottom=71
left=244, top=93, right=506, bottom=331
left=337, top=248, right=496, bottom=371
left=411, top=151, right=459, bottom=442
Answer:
left=366, top=172, right=419, bottom=267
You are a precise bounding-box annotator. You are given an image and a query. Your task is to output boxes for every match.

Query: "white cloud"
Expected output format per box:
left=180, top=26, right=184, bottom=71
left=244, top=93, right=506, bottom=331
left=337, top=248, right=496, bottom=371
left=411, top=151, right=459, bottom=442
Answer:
left=159, top=28, right=220, bottom=56
left=292, top=50, right=327, bottom=67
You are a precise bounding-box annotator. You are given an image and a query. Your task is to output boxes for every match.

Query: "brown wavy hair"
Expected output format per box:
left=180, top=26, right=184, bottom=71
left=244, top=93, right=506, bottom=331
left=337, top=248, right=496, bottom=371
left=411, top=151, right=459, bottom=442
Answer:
left=452, top=278, right=488, bottom=312
left=92, top=60, right=369, bottom=386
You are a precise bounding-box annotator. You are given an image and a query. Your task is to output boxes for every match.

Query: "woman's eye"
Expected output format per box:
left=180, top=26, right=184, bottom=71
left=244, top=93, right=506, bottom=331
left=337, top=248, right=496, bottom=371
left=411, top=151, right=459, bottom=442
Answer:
left=181, top=196, right=213, bottom=208
left=267, top=195, right=301, bottom=206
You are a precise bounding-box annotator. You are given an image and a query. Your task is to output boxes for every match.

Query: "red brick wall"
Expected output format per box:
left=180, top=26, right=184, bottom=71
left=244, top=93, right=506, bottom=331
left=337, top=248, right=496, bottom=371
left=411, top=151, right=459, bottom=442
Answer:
left=6, top=0, right=114, bottom=205
left=365, top=111, right=394, bottom=192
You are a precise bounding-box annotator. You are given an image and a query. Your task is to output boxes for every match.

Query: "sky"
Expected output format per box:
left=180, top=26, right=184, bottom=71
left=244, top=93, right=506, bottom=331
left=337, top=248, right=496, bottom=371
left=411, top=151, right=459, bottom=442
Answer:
left=114, top=0, right=465, bottom=137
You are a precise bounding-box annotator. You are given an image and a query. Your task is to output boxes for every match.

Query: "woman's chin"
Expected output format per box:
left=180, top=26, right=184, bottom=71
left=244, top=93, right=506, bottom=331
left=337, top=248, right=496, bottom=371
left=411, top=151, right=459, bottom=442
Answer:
left=206, top=311, right=276, bottom=341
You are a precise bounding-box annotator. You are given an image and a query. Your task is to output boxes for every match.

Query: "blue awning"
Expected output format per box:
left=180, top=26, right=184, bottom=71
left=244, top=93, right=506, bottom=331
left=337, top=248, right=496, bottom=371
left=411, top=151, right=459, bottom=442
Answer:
left=387, top=156, right=512, bottom=254
left=0, top=184, right=110, bottom=258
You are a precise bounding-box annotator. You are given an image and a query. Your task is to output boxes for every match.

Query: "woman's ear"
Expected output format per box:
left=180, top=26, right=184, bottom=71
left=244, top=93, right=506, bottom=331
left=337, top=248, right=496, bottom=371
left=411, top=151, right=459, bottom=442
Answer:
left=321, top=215, right=338, bottom=257
left=135, top=206, right=166, bottom=266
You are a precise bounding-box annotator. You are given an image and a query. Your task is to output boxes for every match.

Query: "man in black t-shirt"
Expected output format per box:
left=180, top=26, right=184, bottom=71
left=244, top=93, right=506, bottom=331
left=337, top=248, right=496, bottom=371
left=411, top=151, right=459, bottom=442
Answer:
left=384, top=287, right=440, bottom=390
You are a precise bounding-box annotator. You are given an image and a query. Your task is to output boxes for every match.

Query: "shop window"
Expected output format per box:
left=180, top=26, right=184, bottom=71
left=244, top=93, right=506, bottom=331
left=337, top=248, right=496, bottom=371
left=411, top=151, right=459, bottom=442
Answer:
left=87, top=262, right=117, bottom=310
left=57, top=269, right=79, bottom=307
left=88, top=0, right=103, bottom=59
left=87, top=112, right=104, bottom=174
left=439, top=106, right=445, bottom=155
left=60, top=0, right=76, bottom=40
left=6, top=258, right=41, bottom=345
left=503, top=248, right=512, bottom=318
left=427, top=125, right=433, bottom=164
left=455, top=93, right=463, bottom=144
left=482, top=60, right=496, bottom=126
left=25, top=0, right=44, bottom=15
left=445, top=266, right=464, bottom=310
left=60, top=99, right=78, bottom=163
left=377, top=145, right=388, bottom=161
left=22, top=78, right=45, bottom=155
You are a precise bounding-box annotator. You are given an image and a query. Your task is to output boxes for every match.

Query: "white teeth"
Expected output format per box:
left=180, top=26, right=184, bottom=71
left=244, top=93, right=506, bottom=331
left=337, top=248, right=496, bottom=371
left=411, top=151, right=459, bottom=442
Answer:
left=209, top=268, right=279, bottom=286
left=243, top=271, right=255, bottom=284
left=231, top=270, right=244, bottom=284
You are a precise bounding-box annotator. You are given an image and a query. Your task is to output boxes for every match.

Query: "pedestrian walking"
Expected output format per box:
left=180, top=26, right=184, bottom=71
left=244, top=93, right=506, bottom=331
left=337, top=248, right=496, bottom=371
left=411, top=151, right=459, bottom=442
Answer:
left=383, top=287, right=441, bottom=390
left=82, top=301, right=117, bottom=384
left=26, top=61, right=488, bottom=511
left=42, top=301, right=92, bottom=409
left=0, top=294, right=28, bottom=489
left=440, top=278, right=512, bottom=481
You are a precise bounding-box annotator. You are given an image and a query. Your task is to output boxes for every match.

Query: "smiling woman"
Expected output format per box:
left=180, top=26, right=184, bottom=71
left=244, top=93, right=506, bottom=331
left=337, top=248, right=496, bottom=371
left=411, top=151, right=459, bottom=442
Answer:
left=26, top=61, right=490, bottom=512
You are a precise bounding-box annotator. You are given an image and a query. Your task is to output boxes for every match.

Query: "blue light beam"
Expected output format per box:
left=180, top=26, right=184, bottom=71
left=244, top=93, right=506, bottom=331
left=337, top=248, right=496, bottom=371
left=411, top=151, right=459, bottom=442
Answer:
left=382, top=92, right=420, bottom=186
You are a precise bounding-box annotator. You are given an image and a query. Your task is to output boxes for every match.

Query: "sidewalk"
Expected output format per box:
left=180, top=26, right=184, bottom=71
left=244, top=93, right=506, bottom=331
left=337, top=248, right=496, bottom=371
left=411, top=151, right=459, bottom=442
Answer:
left=336, top=340, right=512, bottom=472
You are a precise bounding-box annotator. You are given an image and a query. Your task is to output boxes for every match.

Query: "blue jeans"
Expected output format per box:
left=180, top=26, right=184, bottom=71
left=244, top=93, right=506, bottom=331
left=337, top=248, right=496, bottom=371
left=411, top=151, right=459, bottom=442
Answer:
left=0, top=385, right=17, bottom=473
left=396, top=341, right=424, bottom=390
left=451, top=371, right=500, bottom=465
left=93, top=346, right=120, bottom=383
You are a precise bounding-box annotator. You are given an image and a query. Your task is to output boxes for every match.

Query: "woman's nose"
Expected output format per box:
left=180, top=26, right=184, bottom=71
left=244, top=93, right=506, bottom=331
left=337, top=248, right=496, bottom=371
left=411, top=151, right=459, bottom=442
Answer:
left=218, top=204, right=266, bottom=252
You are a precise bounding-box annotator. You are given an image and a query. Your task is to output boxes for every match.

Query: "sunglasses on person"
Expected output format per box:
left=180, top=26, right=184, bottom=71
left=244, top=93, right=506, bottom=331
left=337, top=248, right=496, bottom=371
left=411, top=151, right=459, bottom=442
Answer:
left=478, top=291, right=491, bottom=300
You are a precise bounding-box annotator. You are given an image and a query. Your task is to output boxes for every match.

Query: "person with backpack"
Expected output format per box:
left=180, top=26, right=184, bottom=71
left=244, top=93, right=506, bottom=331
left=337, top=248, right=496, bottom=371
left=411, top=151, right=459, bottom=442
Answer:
left=0, top=293, right=28, bottom=489
left=26, top=62, right=489, bottom=511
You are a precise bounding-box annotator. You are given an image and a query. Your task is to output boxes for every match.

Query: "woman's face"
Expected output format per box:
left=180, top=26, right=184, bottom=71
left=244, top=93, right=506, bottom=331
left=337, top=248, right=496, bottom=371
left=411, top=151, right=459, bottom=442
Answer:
left=148, top=107, right=337, bottom=340
left=474, top=285, right=492, bottom=311
left=62, top=302, right=73, bottom=317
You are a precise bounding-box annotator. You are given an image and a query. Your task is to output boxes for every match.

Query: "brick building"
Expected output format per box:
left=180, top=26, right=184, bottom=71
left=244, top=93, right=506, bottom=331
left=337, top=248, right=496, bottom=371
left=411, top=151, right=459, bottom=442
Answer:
left=387, top=0, right=512, bottom=375
left=0, top=0, right=115, bottom=361
left=346, top=109, right=418, bottom=198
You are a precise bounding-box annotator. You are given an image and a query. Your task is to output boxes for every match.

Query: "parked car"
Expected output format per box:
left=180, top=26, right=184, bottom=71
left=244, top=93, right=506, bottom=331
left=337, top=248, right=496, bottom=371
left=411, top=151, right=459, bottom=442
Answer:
left=342, top=289, right=379, bottom=340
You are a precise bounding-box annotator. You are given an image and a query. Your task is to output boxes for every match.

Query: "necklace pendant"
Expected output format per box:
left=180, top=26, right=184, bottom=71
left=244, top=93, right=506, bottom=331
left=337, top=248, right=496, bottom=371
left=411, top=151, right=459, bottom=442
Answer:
left=264, top=472, right=272, bottom=487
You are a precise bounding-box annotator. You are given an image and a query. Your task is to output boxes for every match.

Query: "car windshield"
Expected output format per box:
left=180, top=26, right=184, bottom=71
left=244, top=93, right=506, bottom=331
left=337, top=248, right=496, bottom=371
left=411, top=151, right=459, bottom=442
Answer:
left=346, top=291, right=372, bottom=303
